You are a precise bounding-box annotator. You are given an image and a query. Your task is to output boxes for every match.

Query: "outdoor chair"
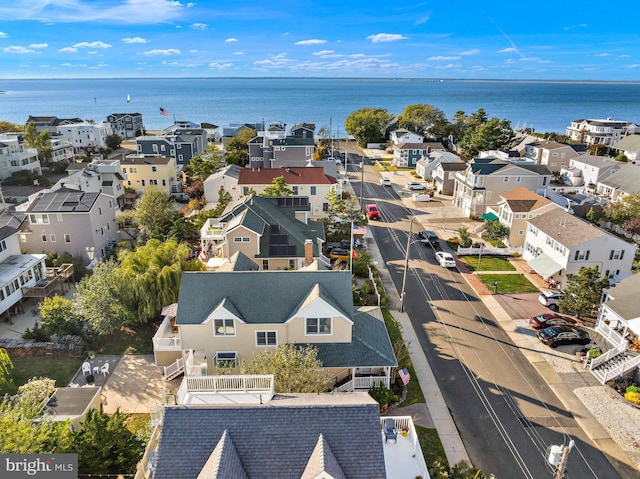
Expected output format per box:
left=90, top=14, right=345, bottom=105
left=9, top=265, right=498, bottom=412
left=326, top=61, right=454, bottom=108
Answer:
left=384, top=418, right=397, bottom=444
left=82, top=362, right=91, bottom=376
left=100, top=363, right=110, bottom=376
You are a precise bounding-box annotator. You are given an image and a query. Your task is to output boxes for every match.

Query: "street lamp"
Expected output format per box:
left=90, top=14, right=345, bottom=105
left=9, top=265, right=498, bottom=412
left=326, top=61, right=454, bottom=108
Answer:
left=400, top=216, right=415, bottom=312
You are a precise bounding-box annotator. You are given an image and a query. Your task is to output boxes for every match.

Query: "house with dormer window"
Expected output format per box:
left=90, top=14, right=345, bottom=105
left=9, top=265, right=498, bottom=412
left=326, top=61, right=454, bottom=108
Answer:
left=153, top=269, right=397, bottom=394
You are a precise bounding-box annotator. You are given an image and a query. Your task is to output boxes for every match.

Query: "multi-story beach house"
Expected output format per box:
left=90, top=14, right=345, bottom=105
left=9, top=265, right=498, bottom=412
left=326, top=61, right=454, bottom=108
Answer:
left=106, top=113, right=145, bottom=139
left=0, top=133, right=42, bottom=179
left=120, top=155, right=180, bottom=196
left=565, top=118, right=639, bottom=147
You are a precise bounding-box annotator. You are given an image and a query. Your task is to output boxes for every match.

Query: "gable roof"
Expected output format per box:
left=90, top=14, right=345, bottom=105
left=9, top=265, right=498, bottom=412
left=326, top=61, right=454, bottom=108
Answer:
left=301, top=434, right=346, bottom=479
left=217, top=195, right=325, bottom=258
left=612, top=134, right=640, bottom=151
left=527, top=208, right=611, bottom=248
left=438, top=160, right=467, bottom=171
left=238, top=167, right=336, bottom=185
left=396, top=141, right=445, bottom=150
left=500, top=187, right=553, bottom=212
left=196, top=430, right=248, bottom=479
left=603, top=273, right=640, bottom=321
left=569, top=155, right=619, bottom=169
left=528, top=140, right=578, bottom=151
left=153, top=394, right=386, bottom=479
left=0, top=225, right=18, bottom=242
left=176, top=270, right=353, bottom=326
left=598, top=164, right=640, bottom=194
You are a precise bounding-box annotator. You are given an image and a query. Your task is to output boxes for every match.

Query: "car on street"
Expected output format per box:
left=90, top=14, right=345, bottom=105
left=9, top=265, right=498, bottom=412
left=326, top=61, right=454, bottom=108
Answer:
left=380, top=177, right=392, bottom=186
left=329, top=248, right=352, bottom=262
left=418, top=230, right=440, bottom=248
left=538, top=290, right=563, bottom=311
left=435, top=251, right=457, bottom=268
left=365, top=204, right=380, bottom=220
left=529, top=313, right=576, bottom=330
left=537, top=325, right=591, bottom=348
left=406, top=181, right=427, bottom=191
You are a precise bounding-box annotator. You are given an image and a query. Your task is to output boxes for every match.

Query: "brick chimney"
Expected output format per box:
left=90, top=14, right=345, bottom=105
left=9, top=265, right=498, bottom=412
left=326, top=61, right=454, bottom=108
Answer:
left=304, top=239, right=313, bottom=265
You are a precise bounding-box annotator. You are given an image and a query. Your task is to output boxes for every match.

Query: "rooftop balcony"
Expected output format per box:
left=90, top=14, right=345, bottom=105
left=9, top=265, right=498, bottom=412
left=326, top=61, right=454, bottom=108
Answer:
left=381, top=416, right=430, bottom=479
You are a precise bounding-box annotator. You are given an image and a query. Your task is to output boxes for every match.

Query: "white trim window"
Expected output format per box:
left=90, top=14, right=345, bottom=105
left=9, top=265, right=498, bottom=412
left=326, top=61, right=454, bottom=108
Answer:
left=215, top=351, right=238, bottom=369
left=214, top=318, right=235, bottom=336
left=256, top=331, right=277, bottom=347
left=306, top=317, right=331, bottom=335
left=233, top=237, right=250, bottom=243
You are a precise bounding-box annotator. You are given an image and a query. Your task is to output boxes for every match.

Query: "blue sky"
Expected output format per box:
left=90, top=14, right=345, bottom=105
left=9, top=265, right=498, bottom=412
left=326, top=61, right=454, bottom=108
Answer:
left=1, top=0, right=639, bottom=81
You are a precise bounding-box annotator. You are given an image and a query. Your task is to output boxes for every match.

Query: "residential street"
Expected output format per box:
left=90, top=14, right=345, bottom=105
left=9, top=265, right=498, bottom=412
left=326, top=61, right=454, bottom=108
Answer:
left=346, top=156, right=627, bottom=478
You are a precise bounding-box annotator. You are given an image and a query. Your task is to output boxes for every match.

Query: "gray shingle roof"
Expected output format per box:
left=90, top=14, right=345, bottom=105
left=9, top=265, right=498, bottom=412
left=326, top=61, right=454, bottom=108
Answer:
left=603, top=274, right=640, bottom=321
left=527, top=208, right=607, bottom=248
left=0, top=225, right=18, bottom=242
left=196, top=430, right=248, bottom=479
left=153, top=397, right=386, bottom=479
left=176, top=270, right=354, bottom=326
left=301, top=434, right=346, bottom=479
left=598, top=164, right=640, bottom=194
left=612, top=134, right=640, bottom=152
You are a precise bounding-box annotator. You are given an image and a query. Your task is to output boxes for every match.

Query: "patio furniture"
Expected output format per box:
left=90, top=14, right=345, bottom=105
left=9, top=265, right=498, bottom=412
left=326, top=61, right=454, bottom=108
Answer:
left=93, top=366, right=100, bottom=375
left=100, top=363, right=110, bottom=376
left=82, top=362, right=91, bottom=376
left=384, top=418, right=397, bottom=444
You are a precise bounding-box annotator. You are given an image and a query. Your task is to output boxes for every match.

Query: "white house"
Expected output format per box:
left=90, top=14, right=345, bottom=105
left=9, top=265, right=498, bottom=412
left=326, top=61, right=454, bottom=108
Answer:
left=524, top=208, right=635, bottom=289
left=56, top=122, right=113, bottom=152
left=565, top=118, right=639, bottom=147
left=0, top=133, right=42, bottom=180
left=415, top=150, right=460, bottom=180
left=560, top=155, right=622, bottom=188
left=203, top=164, right=241, bottom=205
left=611, top=134, right=640, bottom=163
left=389, top=128, right=423, bottom=145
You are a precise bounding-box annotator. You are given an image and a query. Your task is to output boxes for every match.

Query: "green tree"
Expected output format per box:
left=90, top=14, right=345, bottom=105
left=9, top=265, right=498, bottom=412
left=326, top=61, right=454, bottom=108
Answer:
left=615, top=153, right=629, bottom=163
left=585, top=207, right=601, bottom=224
left=133, top=187, right=178, bottom=241
left=457, top=226, right=472, bottom=247
left=345, top=107, right=393, bottom=147
left=105, top=133, right=123, bottom=150
left=74, top=407, right=144, bottom=476
left=184, top=144, right=225, bottom=182
left=74, top=260, right=133, bottom=337
left=484, top=220, right=509, bottom=242
left=603, top=192, right=640, bottom=227
left=117, top=239, right=203, bottom=323
left=460, top=117, right=515, bottom=158
left=225, top=128, right=256, bottom=166
left=239, top=342, right=332, bottom=393
left=558, top=266, right=609, bottom=319
left=211, top=186, right=233, bottom=216
left=38, top=295, right=84, bottom=337
left=0, top=378, right=74, bottom=453
left=0, top=347, right=14, bottom=393
left=397, top=103, right=448, bottom=139
left=23, top=121, right=52, bottom=164
left=261, top=175, right=294, bottom=197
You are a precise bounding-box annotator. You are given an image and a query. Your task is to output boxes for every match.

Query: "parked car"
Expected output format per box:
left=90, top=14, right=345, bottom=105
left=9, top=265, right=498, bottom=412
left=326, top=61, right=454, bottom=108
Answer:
left=365, top=204, right=380, bottom=220
left=529, top=313, right=576, bottom=330
left=380, top=177, right=392, bottom=186
left=537, top=325, right=591, bottom=348
left=435, top=251, right=457, bottom=268
left=538, top=290, right=563, bottom=311
left=418, top=230, right=440, bottom=248
left=329, top=248, right=352, bottom=262
left=406, top=181, right=427, bottom=191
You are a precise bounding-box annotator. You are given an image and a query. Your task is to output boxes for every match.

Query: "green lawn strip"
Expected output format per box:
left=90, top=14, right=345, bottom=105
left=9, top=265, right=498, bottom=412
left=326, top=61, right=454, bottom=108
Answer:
left=3, top=356, right=84, bottom=395
left=477, top=273, right=539, bottom=294
left=416, top=425, right=449, bottom=471
left=381, top=308, right=425, bottom=406
left=459, top=255, right=516, bottom=272
left=97, top=323, right=156, bottom=355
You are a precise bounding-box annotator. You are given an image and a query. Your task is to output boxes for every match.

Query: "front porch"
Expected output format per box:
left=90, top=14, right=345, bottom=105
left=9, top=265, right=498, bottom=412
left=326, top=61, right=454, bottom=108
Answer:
left=333, top=367, right=392, bottom=392
left=589, top=319, right=640, bottom=384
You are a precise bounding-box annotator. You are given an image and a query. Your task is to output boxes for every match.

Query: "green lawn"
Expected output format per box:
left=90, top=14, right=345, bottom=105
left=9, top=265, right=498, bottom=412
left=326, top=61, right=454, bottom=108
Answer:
left=382, top=309, right=425, bottom=406
left=416, top=425, right=449, bottom=470
left=2, top=356, right=84, bottom=395
left=97, top=322, right=156, bottom=355
left=460, top=255, right=516, bottom=272
left=478, top=274, right=539, bottom=294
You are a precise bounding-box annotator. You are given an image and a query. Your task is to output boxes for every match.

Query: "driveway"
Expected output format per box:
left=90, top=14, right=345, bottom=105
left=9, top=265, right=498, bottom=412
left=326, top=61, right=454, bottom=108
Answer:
left=493, top=292, right=550, bottom=320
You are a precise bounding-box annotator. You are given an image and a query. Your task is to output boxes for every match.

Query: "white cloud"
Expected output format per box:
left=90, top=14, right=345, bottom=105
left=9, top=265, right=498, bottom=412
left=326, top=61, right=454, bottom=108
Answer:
left=595, top=53, right=610, bottom=57
left=29, top=43, right=48, bottom=49
left=59, top=47, right=78, bottom=53
left=428, top=56, right=460, bottom=61
left=460, top=49, right=480, bottom=56
left=73, top=41, right=111, bottom=49
left=209, top=62, right=233, bottom=69
left=416, top=15, right=430, bottom=25
left=313, top=50, right=342, bottom=58
left=563, top=24, right=588, bottom=31
left=294, top=39, right=327, bottom=45
left=233, top=51, right=244, bottom=55
left=367, top=33, right=407, bottom=43
left=0, top=32, right=7, bottom=38
left=272, top=52, right=287, bottom=60
left=225, top=38, right=238, bottom=43
left=434, top=63, right=462, bottom=70
left=498, top=47, right=517, bottom=53
left=519, top=56, right=542, bottom=62
left=4, top=45, right=35, bottom=54
left=143, top=48, right=181, bottom=56
left=0, top=0, right=188, bottom=25
left=191, top=23, right=207, bottom=30
left=122, top=37, right=149, bottom=44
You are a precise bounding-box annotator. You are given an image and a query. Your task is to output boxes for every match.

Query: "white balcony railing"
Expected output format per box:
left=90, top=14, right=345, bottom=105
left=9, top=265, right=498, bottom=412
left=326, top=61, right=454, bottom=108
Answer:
left=176, top=374, right=275, bottom=404
left=353, top=376, right=389, bottom=390
left=152, top=337, right=181, bottom=350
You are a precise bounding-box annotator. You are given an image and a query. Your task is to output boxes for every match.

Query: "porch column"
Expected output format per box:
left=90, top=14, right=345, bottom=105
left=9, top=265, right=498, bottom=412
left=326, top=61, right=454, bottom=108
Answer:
left=385, top=366, right=391, bottom=388
left=351, top=367, right=356, bottom=392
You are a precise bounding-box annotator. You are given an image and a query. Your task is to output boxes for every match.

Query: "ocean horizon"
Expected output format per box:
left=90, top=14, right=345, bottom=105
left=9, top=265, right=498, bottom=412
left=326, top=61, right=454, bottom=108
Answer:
left=2, top=77, right=640, bottom=134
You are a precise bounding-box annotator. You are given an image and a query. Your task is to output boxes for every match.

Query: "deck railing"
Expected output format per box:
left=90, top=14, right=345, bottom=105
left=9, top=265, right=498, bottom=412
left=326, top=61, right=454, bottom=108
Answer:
left=152, top=337, right=181, bottom=349
left=381, top=416, right=429, bottom=478
left=353, top=376, right=389, bottom=390
left=176, top=374, right=275, bottom=404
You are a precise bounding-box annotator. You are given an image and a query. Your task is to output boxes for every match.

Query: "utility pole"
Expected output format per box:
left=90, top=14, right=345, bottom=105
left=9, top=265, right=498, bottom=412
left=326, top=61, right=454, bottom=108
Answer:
left=400, top=216, right=414, bottom=312
left=360, top=159, right=365, bottom=213
left=550, top=439, right=574, bottom=479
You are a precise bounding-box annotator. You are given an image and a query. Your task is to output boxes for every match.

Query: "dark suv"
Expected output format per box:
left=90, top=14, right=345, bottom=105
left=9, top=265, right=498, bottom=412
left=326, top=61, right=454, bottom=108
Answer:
left=418, top=230, right=440, bottom=248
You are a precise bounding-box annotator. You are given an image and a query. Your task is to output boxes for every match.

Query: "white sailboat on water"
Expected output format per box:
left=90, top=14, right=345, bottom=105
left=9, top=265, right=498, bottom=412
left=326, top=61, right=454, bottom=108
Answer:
left=127, top=94, right=130, bottom=103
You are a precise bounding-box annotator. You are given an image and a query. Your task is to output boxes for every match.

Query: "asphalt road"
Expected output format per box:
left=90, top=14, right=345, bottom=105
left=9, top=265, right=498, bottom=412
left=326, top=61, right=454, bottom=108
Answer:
left=348, top=158, right=621, bottom=479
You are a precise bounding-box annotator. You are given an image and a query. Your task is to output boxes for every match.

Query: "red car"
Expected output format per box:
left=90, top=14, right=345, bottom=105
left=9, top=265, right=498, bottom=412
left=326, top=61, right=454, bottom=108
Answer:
left=365, top=204, right=380, bottom=220
left=529, top=313, right=576, bottom=330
